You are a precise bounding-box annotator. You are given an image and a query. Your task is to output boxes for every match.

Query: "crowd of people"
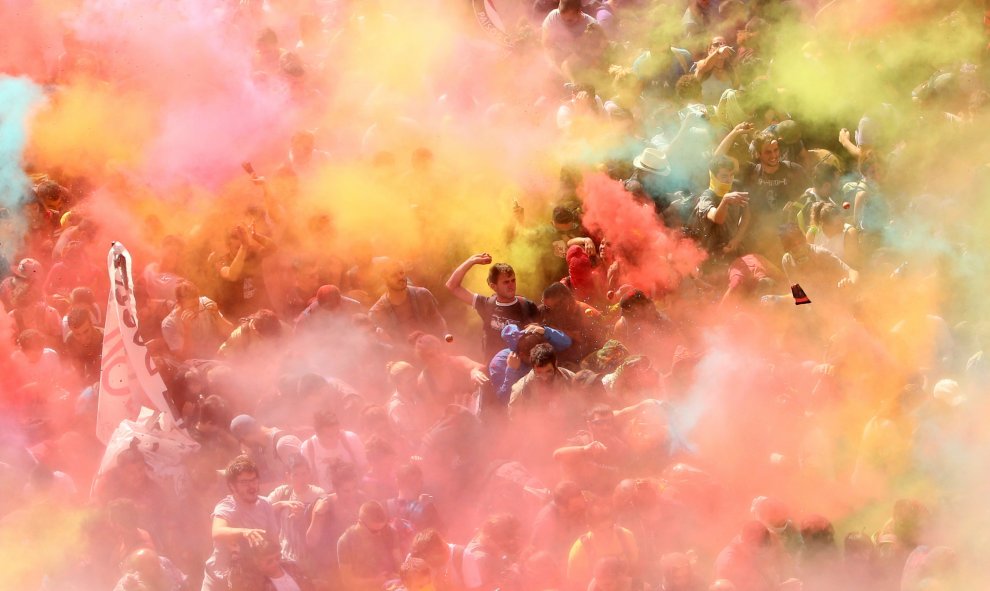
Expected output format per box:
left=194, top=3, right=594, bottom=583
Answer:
left=2, top=0, right=990, bottom=591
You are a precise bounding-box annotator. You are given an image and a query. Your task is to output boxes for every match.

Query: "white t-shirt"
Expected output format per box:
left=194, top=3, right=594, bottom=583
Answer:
left=542, top=9, right=597, bottom=61
left=300, top=431, right=367, bottom=491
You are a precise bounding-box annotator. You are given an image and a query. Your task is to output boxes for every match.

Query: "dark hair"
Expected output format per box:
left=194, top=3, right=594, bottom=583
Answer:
left=16, top=329, right=43, bottom=350
left=224, top=455, right=259, bottom=486
left=70, top=286, right=95, bottom=304
left=709, top=154, right=736, bottom=175
left=175, top=280, right=199, bottom=301
left=67, top=307, right=93, bottom=330
left=517, top=332, right=546, bottom=360
left=313, top=409, right=340, bottom=431
left=812, top=162, right=839, bottom=187
left=542, top=281, right=574, bottom=302
left=251, top=310, right=282, bottom=338
left=487, top=263, right=515, bottom=285
left=559, top=0, right=583, bottom=13
left=553, top=205, right=578, bottom=226
left=199, top=394, right=230, bottom=427
left=364, top=436, right=395, bottom=462
left=810, top=202, right=839, bottom=229
left=530, top=343, right=557, bottom=368
left=330, top=461, right=358, bottom=488
left=410, top=529, right=448, bottom=560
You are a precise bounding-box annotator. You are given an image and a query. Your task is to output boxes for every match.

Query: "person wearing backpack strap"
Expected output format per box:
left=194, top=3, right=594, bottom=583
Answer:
left=299, top=410, right=367, bottom=491
left=446, top=253, right=541, bottom=363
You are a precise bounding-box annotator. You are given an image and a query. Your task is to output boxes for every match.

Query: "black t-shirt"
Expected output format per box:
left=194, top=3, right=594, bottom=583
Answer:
left=473, top=294, right=539, bottom=361
left=743, top=160, right=807, bottom=216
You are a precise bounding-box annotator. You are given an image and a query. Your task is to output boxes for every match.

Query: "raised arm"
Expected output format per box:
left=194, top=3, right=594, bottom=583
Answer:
left=445, top=253, right=492, bottom=305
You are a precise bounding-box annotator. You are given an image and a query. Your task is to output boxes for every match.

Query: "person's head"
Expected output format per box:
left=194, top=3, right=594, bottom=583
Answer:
left=16, top=329, right=44, bottom=361
left=257, top=27, right=278, bottom=52
left=660, top=553, right=695, bottom=591
left=619, top=290, right=653, bottom=320
left=225, top=455, right=261, bottom=503
left=364, top=435, right=395, bottom=470
left=778, top=223, right=809, bottom=255
left=400, top=557, right=434, bottom=591
left=559, top=0, right=583, bottom=24
left=813, top=202, right=843, bottom=235
left=379, top=259, right=408, bottom=292
left=358, top=500, right=389, bottom=532
left=175, top=280, right=200, bottom=311
left=542, top=281, right=575, bottom=317
left=411, top=332, right=446, bottom=365
left=330, top=462, right=360, bottom=498
left=530, top=343, right=558, bottom=381
left=67, top=307, right=96, bottom=338
left=197, top=394, right=230, bottom=434
left=843, top=531, right=875, bottom=564
left=284, top=453, right=312, bottom=489
left=709, top=154, right=737, bottom=186
left=553, top=206, right=579, bottom=232
left=36, top=180, right=68, bottom=212
left=13, top=257, right=43, bottom=284
left=753, top=130, right=780, bottom=169
left=230, top=414, right=264, bottom=445
left=410, top=529, right=450, bottom=570
left=587, top=405, right=617, bottom=439
left=800, top=515, right=835, bottom=551
left=250, top=309, right=282, bottom=339
left=387, top=361, right=418, bottom=395
left=553, top=480, right=587, bottom=518
left=121, top=548, right=167, bottom=587
left=709, top=36, right=729, bottom=55
left=396, top=462, right=424, bottom=495
left=115, top=445, right=148, bottom=488
left=592, top=556, right=631, bottom=591
left=516, top=331, right=546, bottom=362
left=487, top=263, right=517, bottom=300
left=313, top=409, right=341, bottom=441
left=304, top=284, right=336, bottom=312
left=751, top=496, right=790, bottom=530
left=70, top=286, right=95, bottom=307
left=859, top=150, right=884, bottom=182
left=812, top=162, right=839, bottom=197
left=480, top=513, right=521, bottom=556
left=247, top=535, right=284, bottom=578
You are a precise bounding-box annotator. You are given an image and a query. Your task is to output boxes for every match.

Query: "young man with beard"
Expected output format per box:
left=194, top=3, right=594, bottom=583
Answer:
left=201, top=456, right=280, bottom=591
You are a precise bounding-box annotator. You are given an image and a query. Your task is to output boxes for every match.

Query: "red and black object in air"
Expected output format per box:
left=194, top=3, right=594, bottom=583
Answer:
left=791, top=284, right=811, bottom=305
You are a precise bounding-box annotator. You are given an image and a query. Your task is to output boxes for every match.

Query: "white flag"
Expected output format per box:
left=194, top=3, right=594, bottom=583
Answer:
left=96, top=242, right=179, bottom=444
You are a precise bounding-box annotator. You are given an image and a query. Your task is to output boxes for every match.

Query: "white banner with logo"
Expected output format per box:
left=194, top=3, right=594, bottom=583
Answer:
left=96, top=242, right=180, bottom=444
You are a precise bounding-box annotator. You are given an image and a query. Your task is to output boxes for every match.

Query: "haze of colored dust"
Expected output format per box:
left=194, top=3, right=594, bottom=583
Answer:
left=0, top=0, right=989, bottom=589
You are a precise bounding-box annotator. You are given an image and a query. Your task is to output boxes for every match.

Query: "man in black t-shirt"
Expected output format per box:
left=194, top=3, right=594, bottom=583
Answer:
left=742, top=131, right=807, bottom=259
left=445, top=253, right=540, bottom=362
